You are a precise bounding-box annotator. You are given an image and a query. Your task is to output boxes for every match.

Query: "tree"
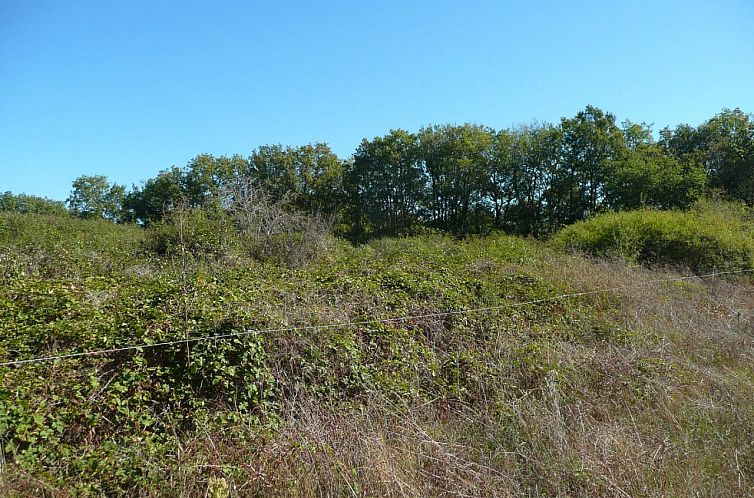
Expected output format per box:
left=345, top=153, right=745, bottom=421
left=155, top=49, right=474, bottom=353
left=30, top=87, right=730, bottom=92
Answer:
left=660, top=109, right=754, bottom=205
left=0, top=191, right=68, bottom=216
left=249, top=145, right=298, bottom=202
left=346, top=130, right=425, bottom=237
left=485, top=129, right=517, bottom=228
left=248, top=144, right=344, bottom=215
left=289, top=143, right=343, bottom=215
left=511, top=124, right=560, bottom=235
left=606, top=145, right=706, bottom=210
left=122, top=167, right=186, bottom=224
left=698, top=109, right=754, bottom=205
left=418, top=124, right=494, bottom=234
left=66, top=175, right=125, bottom=222
left=555, top=106, right=627, bottom=225
left=185, top=154, right=250, bottom=206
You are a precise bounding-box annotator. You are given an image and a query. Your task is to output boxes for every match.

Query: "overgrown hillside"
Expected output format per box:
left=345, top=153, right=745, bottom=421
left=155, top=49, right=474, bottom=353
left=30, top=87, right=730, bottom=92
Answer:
left=1, top=212, right=753, bottom=496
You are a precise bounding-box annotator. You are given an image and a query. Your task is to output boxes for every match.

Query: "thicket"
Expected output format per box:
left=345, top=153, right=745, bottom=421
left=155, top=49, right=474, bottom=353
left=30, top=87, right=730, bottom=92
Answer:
left=0, top=213, right=593, bottom=493
left=0, top=211, right=145, bottom=279
left=141, top=183, right=333, bottom=267
left=1, top=211, right=753, bottom=495
left=551, top=201, right=754, bottom=273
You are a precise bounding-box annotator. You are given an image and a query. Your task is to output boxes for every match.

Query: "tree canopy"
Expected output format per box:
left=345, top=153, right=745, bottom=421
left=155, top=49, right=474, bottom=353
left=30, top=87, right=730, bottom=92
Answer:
left=9, top=105, right=746, bottom=239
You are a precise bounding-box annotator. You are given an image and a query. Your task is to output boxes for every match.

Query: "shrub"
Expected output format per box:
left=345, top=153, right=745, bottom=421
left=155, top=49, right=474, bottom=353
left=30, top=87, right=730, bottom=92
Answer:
left=141, top=192, right=333, bottom=267
left=0, top=212, right=144, bottom=278
left=550, top=203, right=754, bottom=273
left=143, top=207, right=236, bottom=258
left=225, top=182, right=332, bottom=266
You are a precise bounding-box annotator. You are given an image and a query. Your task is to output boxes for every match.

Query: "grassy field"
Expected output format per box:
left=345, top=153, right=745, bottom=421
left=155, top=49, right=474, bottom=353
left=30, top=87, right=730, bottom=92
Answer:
left=1, top=212, right=753, bottom=496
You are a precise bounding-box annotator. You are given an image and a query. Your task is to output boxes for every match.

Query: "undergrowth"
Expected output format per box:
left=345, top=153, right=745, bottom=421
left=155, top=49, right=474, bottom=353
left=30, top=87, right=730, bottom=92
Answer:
left=0, top=212, right=753, bottom=496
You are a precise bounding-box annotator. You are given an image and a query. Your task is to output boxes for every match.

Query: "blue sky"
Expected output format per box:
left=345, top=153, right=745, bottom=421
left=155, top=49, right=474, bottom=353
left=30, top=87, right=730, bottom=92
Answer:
left=2, top=0, right=753, bottom=201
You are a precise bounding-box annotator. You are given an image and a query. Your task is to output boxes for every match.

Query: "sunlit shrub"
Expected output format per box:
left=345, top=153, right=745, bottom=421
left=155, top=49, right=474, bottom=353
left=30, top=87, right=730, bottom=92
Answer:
left=551, top=202, right=754, bottom=273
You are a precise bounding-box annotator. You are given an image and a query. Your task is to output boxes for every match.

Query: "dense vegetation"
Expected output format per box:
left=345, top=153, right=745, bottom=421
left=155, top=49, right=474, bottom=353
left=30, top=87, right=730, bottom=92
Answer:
left=1, top=207, right=753, bottom=496
left=5, top=106, right=752, bottom=240
left=1, top=106, right=753, bottom=495
left=552, top=201, right=754, bottom=273
left=0, top=192, right=67, bottom=217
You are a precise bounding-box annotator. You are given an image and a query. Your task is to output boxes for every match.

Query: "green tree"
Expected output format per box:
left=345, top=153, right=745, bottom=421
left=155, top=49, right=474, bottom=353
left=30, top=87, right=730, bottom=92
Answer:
left=660, top=109, right=754, bottom=205
left=554, top=106, right=627, bottom=226
left=511, top=124, right=561, bottom=236
left=698, top=109, right=754, bottom=204
left=123, top=167, right=186, bottom=224
left=185, top=154, right=250, bottom=206
left=418, top=124, right=494, bottom=234
left=249, top=145, right=298, bottom=202
left=346, top=130, right=425, bottom=237
left=485, top=129, right=517, bottom=228
left=606, top=145, right=706, bottom=210
left=290, top=143, right=344, bottom=215
left=66, top=175, right=126, bottom=221
left=0, top=191, right=68, bottom=216
left=248, top=143, right=344, bottom=215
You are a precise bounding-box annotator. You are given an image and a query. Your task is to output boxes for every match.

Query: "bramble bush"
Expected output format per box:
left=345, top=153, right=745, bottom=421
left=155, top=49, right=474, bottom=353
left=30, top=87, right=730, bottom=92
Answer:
left=143, top=207, right=236, bottom=258
left=0, top=211, right=145, bottom=279
left=1, top=220, right=614, bottom=493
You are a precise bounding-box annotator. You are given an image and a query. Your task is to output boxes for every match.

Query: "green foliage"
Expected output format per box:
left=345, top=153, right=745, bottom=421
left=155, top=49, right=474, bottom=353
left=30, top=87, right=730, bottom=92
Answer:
left=0, top=274, right=275, bottom=493
left=0, top=191, right=67, bottom=216
left=419, top=123, right=495, bottom=235
left=0, top=211, right=145, bottom=279
left=140, top=195, right=332, bottom=267
left=143, top=207, right=236, bottom=258
left=551, top=202, right=754, bottom=272
left=699, top=109, right=754, bottom=205
left=606, top=145, right=707, bottom=210
left=501, top=125, right=561, bottom=236
left=1, top=218, right=627, bottom=493
left=346, top=129, right=426, bottom=237
left=661, top=108, right=754, bottom=205
left=44, top=105, right=754, bottom=239
left=123, top=166, right=187, bottom=224
left=4, top=104, right=754, bottom=494
left=123, top=145, right=344, bottom=227
left=251, top=143, right=344, bottom=214
left=554, top=105, right=627, bottom=224
left=66, top=175, right=126, bottom=222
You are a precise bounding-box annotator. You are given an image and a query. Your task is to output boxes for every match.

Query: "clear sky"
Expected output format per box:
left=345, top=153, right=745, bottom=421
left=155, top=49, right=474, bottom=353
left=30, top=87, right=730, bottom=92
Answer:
left=2, top=0, right=753, bottom=201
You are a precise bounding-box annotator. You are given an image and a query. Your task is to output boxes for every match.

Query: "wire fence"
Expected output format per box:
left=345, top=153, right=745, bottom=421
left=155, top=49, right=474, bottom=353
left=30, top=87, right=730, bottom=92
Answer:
left=1, top=268, right=752, bottom=368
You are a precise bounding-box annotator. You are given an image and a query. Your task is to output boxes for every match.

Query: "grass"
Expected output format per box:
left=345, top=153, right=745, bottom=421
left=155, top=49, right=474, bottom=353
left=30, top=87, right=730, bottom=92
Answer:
left=0, top=212, right=753, bottom=496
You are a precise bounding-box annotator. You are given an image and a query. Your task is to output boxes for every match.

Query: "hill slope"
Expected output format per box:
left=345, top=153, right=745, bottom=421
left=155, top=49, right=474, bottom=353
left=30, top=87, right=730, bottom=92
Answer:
left=1, top=213, right=753, bottom=496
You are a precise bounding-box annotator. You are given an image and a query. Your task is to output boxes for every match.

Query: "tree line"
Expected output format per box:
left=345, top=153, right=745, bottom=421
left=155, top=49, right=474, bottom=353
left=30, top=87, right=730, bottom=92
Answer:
left=3, top=106, right=753, bottom=239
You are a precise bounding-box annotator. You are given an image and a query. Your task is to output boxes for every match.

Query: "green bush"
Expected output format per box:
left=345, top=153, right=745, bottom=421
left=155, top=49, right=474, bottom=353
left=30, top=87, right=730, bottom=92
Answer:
left=551, top=203, right=754, bottom=273
left=0, top=191, right=68, bottom=216
left=143, top=207, right=236, bottom=258
left=0, top=224, right=696, bottom=494
left=142, top=201, right=333, bottom=267
left=0, top=212, right=145, bottom=279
